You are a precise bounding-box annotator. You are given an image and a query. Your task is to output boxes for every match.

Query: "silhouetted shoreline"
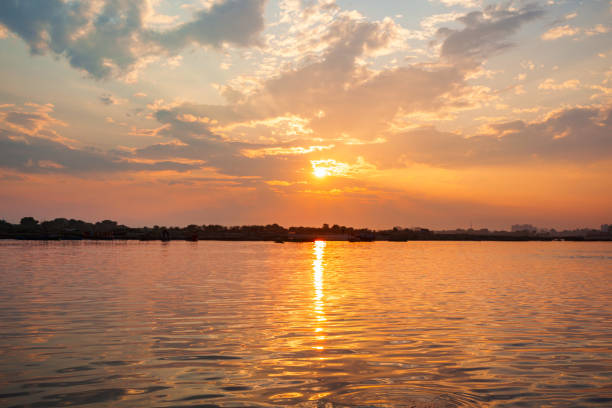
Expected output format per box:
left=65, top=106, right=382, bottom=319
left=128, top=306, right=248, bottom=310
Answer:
left=2, top=217, right=611, bottom=242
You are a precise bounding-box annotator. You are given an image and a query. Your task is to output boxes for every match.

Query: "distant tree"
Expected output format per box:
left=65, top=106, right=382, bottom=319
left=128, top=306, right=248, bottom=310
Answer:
left=20, top=217, right=39, bottom=227
left=0, top=219, right=12, bottom=233
left=94, top=220, right=118, bottom=234
left=264, top=223, right=285, bottom=233
left=41, top=219, right=62, bottom=232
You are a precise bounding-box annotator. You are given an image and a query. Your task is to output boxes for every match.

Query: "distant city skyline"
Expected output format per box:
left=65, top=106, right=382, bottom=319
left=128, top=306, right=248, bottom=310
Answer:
left=0, top=0, right=611, bottom=229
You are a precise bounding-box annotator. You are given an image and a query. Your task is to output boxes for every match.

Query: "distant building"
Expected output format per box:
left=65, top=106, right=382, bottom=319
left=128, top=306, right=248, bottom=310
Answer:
left=602, top=224, right=611, bottom=233
left=511, top=224, right=537, bottom=233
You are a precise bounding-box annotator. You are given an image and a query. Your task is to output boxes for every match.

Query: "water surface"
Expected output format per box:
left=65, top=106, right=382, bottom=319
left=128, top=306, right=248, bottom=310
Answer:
left=0, top=241, right=611, bottom=407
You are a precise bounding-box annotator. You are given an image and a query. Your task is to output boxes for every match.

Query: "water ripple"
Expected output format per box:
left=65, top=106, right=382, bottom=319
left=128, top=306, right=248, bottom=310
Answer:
left=0, top=240, right=611, bottom=407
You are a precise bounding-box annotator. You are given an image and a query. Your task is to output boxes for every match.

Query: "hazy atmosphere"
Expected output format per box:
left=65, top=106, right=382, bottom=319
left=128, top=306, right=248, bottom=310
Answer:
left=1, top=0, right=611, bottom=229
left=2, top=3, right=612, bottom=406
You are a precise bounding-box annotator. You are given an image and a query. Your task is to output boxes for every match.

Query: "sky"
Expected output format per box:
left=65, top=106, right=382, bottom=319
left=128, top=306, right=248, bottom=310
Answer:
left=0, top=0, right=611, bottom=230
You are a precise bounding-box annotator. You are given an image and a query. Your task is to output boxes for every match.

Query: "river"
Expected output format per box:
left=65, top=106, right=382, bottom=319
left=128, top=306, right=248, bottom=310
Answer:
left=0, top=241, right=611, bottom=407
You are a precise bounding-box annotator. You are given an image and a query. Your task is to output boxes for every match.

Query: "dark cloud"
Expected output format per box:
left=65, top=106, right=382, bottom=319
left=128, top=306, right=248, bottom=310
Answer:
left=99, top=94, right=120, bottom=105
left=0, top=103, right=63, bottom=136
left=0, top=0, right=266, bottom=79
left=126, top=108, right=307, bottom=179
left=0, top=0, right=147, bottom=79
left=0, top=105, right=200, bottom=174
left=5, top=111, right=52, bottom=131
left=0, top=0, right=87, bottom=54
left=363, top=106, right=612, bottom=167
left=0, top=131, right=200, bottom=174
left=151, top=0, right=265, bottom=50
left=437, top=3, right=544, bottom=64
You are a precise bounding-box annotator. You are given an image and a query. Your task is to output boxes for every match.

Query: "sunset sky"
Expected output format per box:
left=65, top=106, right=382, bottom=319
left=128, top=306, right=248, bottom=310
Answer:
left=0, top=0, right=610, bottom=229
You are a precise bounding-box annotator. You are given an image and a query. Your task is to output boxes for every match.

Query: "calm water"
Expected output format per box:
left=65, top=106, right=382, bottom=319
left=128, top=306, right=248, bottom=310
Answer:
left=0, top=241, right=611, bottom=408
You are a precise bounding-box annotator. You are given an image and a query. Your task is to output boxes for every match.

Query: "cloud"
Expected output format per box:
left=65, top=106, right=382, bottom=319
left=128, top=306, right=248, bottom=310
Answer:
left=0, top=103, right=66, bottom=138
left=123, top=102, right=612, bottom=186
left=212, top=12, right=469, bottom=142
left=538, top=78, right=580, bottom=90
left=0, top=104, right=200, bottom=174
left=99, top=93, right=126, bottom=105
left=366, top=106, right=612, bottom=167
left=0, top=0, right=266, bottom=79
left=124, top=107, right=309, bottom=179
left=103, top=3, right=552, bottom=181
left=584, top=24, right=610, bottom=36
left=542, top=23, right=609, bottom=40
left=3, top=1, right=589, bottom=187
left=564, top=12, right=578, bottom=20
left=243, top=144, right=334, bottom=158
left=150, top=0, right=265, bottom=50
left=541, top=24, right=580, bottom=40
left=437, top=3, right=544, bottom=64
left=431, top=0, right=480, bottom=8
left=0, top=131, right=201, bottom=174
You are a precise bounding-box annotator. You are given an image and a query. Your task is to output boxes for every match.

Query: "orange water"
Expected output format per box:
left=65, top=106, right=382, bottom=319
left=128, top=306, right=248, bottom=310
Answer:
left=0, top=241, right=611, bottom=407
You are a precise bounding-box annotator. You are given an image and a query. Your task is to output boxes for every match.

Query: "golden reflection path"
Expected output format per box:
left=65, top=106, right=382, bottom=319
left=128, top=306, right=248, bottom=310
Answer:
left=312, top=240, right=326, bottom=350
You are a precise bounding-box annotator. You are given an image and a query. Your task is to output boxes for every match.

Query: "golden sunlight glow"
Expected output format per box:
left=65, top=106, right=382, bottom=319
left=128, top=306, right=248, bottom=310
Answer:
left=311, top=159, right=349, bottom=178
left=242, top=145, right=334, bottom=158
left=313, top=167, right=328, bottom=178
left=312, top=240, right=326, bottom=349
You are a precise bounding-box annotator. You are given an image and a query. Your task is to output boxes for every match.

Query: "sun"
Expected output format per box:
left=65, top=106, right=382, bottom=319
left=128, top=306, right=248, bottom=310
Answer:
left=313, top=167, right=328, bottom=178
left=311, top=159, right=348, bottom=179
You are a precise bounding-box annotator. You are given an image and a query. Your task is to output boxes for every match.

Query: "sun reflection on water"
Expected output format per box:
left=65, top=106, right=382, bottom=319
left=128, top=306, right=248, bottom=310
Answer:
left=312, top=240, right=326, bottom=349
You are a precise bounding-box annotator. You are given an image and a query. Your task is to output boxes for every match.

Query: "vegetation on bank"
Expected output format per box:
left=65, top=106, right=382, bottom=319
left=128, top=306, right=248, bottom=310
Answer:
left=0, top=217, right=610, bottom=242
